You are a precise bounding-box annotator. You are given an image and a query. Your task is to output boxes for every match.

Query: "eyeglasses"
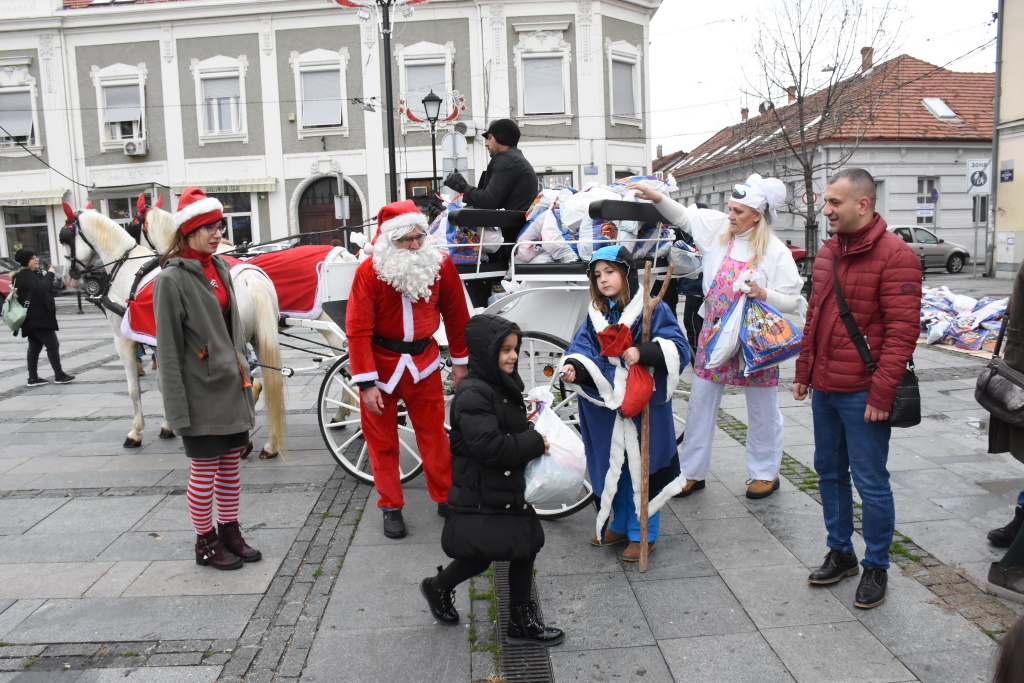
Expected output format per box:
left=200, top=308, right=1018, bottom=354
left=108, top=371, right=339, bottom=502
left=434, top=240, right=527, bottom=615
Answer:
left=395, top=232, right=426, bottom=245
left=199, top=221, right=227, bottom=235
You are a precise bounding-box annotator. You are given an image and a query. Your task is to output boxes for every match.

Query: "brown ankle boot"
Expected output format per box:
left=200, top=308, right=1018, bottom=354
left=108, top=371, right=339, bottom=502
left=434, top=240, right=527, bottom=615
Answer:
left=195, top=531, right=243, bottom=570
left=217, top=521, right=262, bottom=562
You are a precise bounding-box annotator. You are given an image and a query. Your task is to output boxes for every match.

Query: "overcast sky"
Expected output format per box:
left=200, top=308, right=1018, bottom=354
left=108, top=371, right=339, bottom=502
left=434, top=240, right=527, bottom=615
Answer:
left=648, top=0, right=999, bottom=156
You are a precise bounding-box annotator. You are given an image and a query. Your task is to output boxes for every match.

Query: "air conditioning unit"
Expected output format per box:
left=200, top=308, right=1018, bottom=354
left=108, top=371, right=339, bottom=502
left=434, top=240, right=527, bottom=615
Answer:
left=123, top=140, right=147, bottom=157
left=453, top=121, right=477, bottom=139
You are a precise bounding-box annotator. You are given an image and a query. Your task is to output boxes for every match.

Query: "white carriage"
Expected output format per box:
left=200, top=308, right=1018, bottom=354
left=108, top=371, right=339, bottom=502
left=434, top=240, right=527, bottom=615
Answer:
left=286, top=203, right=686, bottom=519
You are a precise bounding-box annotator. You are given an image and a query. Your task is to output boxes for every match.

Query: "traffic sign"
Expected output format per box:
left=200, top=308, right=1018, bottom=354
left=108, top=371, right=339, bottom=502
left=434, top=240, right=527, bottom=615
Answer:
left=442, top=156, right=469, bottom=174
left=967, top=159, right=991, bottom=195
left=802, top=191, right=817, bottom=205
left=930, top=188, right=939, bottom=203
left=441, top=132, right=467, bottom=157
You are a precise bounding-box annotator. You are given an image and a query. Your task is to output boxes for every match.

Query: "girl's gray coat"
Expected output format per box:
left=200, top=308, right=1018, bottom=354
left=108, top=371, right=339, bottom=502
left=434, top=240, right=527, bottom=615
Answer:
left=153, top=255, right=255, bottom=437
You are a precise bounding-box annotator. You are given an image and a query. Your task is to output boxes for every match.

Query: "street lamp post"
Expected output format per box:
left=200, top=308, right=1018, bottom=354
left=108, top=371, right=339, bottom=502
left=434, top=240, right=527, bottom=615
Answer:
left=421, top=90, right=442, bottom=196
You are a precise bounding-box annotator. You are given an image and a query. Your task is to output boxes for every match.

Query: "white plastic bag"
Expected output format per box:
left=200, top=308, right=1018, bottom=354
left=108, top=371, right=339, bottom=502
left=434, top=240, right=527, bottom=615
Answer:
left=704, top=294, right=747, bottom=369
left=524, top=391, right=587, bottom=505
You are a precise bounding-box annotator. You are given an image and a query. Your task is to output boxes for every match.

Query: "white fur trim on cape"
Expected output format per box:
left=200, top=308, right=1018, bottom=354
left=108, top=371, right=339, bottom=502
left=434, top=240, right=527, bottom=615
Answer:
left=563, top=353, right=627, bottom=410
left=174, top=197, right=223, bottom=229
left=593, top=412, right=689, bottom=539
left=586, top=295, right=644, bottom=335
left=653, top=337, right=681, bottom=405
left=278, top=246, right=347, bottom=319
left=379, top=211, right=428, bottom=239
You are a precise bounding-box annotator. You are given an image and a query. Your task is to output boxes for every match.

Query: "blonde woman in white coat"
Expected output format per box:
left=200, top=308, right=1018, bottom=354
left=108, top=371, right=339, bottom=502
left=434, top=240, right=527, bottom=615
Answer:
left=629, top=175, right=805, bottom=499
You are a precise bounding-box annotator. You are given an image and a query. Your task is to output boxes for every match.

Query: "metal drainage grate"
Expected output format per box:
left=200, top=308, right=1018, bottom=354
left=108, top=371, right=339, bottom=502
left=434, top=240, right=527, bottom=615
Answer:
left=493, top=561, right=555, bottom=683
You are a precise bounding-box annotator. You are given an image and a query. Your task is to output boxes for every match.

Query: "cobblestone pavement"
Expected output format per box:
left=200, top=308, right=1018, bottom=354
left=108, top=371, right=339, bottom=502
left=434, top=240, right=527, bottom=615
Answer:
left=0, top=276, right=1021, bottom=682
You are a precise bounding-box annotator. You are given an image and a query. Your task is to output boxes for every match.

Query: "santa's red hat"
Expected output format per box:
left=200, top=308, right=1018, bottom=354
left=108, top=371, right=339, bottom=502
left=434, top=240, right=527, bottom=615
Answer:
left=174, top=187, right=224, bottom=236
left=367, top=200, right=428, bottom=252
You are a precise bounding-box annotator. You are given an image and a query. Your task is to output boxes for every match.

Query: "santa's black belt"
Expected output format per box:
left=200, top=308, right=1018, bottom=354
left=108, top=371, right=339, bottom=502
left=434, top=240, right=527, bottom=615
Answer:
left=372, top=334, right=433, bottom=355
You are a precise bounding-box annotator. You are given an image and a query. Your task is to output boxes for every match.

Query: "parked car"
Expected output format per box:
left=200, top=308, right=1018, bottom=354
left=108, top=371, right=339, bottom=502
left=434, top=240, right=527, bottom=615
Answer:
left=785, top=241, right=809, bottom=276
left=0, top=272, right=9, bottom=301
left=0, top=256, right=19, bottom=273
left=888, top=226, right=970, bottom=273
left=82, top=269, right=110, bottom=297
left=238, top=242, right=296, bottom=257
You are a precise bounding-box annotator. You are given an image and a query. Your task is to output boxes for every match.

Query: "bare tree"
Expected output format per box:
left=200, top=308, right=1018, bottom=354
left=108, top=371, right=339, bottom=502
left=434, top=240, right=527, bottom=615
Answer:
left=745, top=0, right=903, bottom=267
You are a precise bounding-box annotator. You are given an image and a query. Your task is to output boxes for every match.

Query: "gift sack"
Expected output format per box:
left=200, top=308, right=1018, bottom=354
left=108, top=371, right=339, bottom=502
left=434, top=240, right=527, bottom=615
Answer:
left=524, top=399, right=587, bottom=505
left=739, top=298, right=803, bottom=373
left=704, top=294, right=747, bottom=369
left=620, top=364, right=655, bottom=418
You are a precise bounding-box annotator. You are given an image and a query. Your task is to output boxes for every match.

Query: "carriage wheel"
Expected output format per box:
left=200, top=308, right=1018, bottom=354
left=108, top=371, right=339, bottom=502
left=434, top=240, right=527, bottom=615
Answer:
left=516, top=332, right=596, bottom=520
left=317, top=354, right=424, bottom=485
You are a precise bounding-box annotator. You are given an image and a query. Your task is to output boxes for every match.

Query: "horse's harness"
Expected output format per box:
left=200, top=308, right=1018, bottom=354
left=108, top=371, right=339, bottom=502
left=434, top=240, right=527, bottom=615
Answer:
left=58, top=211, right=160, bottom=318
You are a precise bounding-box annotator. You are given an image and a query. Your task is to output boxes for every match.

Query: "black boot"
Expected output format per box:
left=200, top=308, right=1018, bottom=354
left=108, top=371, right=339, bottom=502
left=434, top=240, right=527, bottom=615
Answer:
left=807, top=549, right=859, bottom=585
left=195, top=531, right=243, bottom=570
left=420, top=566, right=459, bottom=624
left=854, top=567, right=888, bottom=609
left=217, top=521, right=262, bottom=562
left=382, top=509, right=407, bottom=539
left=987, top=506, right=1024, bottom=548
left=507, top=601, right=564, bottom=646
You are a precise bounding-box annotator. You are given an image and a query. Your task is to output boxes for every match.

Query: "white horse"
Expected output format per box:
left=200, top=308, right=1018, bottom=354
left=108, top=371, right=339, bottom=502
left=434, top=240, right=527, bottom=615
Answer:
left=140, top=203, right=348, bottom=356
left=60, top=205, right=287, bottom=458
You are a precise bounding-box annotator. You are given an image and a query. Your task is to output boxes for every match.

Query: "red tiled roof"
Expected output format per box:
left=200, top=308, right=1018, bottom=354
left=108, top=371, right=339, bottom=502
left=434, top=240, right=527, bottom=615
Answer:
left=653, top=149, right=687, bottom=174
left=674, top=55, right=994, bottom=180
left=63, top=0, right=197, bottom=8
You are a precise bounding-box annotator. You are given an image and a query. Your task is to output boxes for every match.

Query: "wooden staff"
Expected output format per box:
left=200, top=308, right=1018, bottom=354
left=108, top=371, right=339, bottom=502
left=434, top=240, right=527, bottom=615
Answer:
left=638, top=260, right=672, bottom=572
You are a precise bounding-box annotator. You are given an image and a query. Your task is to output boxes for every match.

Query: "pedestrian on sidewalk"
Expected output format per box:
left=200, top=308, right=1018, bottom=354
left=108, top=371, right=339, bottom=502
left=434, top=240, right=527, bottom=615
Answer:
left=630, top=176, right=804, bottom=500
left=987, top=522, right=1024, bottom=604
left=154, top=187, right=262, bottom=571
left=420, top=314, right=564, bottom=646
left=11, top=248, right=75, bottom=387
left=793, top=169, right=921, bottom=609
left=558, top=246, right=690, bottom=562
left=984, top=259, right=1024, bottom=549
left=346, top=200, right=470, bottom=539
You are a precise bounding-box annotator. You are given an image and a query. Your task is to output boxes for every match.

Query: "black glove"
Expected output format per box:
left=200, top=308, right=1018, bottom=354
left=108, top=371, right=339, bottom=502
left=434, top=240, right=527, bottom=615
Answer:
left=444, top=172, right=468, bottom=193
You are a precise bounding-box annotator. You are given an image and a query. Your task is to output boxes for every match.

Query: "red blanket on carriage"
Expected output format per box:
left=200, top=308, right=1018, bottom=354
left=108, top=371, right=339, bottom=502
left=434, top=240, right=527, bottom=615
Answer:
left=120, top=255, right=258, bottom=345
left=245, top=245, right=349, bottom=319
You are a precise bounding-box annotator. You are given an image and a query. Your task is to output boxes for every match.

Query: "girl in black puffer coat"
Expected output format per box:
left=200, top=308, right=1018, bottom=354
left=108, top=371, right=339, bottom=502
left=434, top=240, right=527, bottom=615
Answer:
left=420, top=314, right=564, bottom=646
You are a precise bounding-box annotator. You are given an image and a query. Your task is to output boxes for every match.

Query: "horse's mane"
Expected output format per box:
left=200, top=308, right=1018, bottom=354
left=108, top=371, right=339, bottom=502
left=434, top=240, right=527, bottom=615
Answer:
left=78, top=210, right=142, bottom=261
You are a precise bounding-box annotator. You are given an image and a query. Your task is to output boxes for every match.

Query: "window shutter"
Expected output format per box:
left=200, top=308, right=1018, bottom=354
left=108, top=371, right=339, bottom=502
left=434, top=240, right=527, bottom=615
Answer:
left=103, top=84, right=141, bottom=123
left=523, top=57, right=564, bottom=115
left=0, top=90, right=33, bottom=137
left=203, top=76, right=240, bottom=100
left=405, top=63, right=446, bottom=120
left=612, top=61, right=635, bottom=117
left=301, top=70, right=343, bottom=127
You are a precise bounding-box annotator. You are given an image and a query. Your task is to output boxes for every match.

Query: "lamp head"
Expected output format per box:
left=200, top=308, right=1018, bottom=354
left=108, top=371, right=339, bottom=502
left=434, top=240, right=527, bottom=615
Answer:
left=422, top=90, right=443, bottom=124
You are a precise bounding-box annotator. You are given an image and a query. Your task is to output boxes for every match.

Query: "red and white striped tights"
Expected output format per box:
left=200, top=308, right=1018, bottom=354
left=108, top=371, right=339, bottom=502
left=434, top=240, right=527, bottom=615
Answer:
left=186, top=449, right=242, bottom=535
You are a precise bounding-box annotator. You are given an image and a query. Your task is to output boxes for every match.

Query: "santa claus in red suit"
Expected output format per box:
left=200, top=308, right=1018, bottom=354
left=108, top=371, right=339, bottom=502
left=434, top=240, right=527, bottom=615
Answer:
left=346, top=200, right=470, bottom=539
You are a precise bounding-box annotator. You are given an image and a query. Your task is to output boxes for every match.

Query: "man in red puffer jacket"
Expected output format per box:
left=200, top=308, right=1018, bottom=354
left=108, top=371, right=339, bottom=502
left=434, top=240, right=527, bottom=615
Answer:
left=793, top=168, right=921, bottom=611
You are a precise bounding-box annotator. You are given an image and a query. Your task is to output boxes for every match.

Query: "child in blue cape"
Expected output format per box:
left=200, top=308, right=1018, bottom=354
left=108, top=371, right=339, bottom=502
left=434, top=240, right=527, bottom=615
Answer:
left=559, top=246, right=690, bottom=561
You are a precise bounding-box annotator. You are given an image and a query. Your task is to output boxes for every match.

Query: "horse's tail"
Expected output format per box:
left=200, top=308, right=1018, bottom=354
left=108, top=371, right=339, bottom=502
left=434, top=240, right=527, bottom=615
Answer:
left=250, top=274, right=288, bottom=458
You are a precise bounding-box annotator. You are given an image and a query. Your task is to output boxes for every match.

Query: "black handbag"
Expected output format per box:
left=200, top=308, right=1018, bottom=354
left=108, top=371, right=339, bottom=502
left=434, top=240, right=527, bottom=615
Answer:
left=975, top=316, right=1024, bottom=426
left=832, top=259, right=921, bottom=428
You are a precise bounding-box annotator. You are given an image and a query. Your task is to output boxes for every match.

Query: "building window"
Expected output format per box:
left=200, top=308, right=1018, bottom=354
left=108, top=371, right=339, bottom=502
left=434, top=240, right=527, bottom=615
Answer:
left=916, top=176, right=936, bottom=225
left=539, top=172, right=573, bottom=189
left=191, top=55, right=249, bottom=145
left=208, top=192, right=253, bottom=245
left=290, top=48, right=351, bottom=139
left=606, top=40, right=642, bottom=126
left=3, top=205, right=49, bottom=263
left=395, top=41, right=454, bottom=133
left=0, top=58, right=40, bottom=154
left=512, top=21, right=573, bottom=124
left=91, top=63, right=147, bottom=150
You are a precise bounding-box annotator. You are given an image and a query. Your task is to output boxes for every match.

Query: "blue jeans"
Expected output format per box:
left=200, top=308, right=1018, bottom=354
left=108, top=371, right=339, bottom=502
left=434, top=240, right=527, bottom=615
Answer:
left=609, top=466, right=660, bottom=542
left=812, top=390, right=894, bottom=570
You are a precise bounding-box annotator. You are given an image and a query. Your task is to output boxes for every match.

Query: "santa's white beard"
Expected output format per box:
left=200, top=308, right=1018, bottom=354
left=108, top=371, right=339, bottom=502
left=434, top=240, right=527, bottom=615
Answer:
left=372, top=238, right=444, bottom=302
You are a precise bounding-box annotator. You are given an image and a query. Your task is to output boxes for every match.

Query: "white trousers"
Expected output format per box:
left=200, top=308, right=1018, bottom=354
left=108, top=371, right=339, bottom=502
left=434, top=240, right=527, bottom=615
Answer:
left=679, top=375, right=784, bottom=481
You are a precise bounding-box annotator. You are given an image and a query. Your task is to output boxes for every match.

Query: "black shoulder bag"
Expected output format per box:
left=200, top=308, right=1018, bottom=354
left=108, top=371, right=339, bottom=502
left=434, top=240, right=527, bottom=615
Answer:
left=832, top=258, right=921, bottom=428
left=975, top=315, right=1024, bottom=426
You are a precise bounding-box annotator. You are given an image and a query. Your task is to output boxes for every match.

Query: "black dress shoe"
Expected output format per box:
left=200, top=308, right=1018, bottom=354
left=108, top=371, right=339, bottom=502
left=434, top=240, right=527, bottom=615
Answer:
left=420, top=566, right=459, bottom=624
left=987, top=505, right=1024, bottom=548
left=986, top=562, right=1024, bottom=604
left=437, top=502, right=450, bottom=518
left=382, top=509, right=407, bottom=539
left=807, top=549, right=859, bottom=584
left=854, top=567, right=888, bottom=609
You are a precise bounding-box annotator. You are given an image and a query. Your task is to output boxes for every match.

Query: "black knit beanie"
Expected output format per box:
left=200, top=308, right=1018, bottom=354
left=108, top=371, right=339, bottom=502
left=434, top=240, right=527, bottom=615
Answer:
left=484, top=118, right=521, bottom=147
left=14, top=248, right=36, bottom=267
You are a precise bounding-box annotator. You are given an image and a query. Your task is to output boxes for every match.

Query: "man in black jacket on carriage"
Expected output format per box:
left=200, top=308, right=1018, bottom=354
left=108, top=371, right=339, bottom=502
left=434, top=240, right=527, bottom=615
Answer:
left=443, top=118, right=538, bottom=308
